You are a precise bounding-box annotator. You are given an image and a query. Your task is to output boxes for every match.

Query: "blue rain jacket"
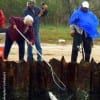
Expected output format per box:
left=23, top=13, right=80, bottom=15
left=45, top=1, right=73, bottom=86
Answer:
left=69, top=7, right=100, bottom=39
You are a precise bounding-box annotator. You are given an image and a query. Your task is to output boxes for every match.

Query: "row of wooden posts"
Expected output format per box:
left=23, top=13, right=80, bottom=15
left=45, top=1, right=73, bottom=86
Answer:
left=0, top=57, right=100, bottom=100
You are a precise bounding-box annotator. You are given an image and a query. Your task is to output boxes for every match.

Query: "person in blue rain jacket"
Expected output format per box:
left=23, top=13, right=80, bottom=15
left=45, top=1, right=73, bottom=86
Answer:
left=69, top=1, right=99, bottom=62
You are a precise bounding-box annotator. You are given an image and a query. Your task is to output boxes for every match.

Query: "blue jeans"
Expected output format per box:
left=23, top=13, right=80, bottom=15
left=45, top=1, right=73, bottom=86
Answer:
left=27, top=32, right=42, bottom=61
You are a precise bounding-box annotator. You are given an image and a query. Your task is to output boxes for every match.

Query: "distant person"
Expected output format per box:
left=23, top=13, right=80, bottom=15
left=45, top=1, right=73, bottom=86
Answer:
left=24, top=0, right=48, bottom=61
left=0, top=9, right=6, bottom=28
left=4, top=15, right=35, bottom=62
left=0, top=9, right=7, bottom=33
left=69, top=1, right=99, bottom=62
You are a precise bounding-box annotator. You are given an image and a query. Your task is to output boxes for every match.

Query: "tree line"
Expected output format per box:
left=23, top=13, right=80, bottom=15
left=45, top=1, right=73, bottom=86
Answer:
left=0, top=0, right=100, bottom=25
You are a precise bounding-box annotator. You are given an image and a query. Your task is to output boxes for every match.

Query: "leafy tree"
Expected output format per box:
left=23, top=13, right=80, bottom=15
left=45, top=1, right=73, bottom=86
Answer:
left=0, top=0, right=100, bottom=25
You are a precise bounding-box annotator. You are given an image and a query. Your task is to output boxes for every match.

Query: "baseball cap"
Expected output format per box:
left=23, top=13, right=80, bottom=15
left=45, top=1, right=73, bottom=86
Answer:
left=28, top=0, right=36, bottom=3
left=82, top=1, right=89, bottom=8
left=27, top=0, right=36, bottom=5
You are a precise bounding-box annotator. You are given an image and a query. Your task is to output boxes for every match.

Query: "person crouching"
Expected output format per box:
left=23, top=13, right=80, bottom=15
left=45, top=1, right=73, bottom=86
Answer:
left=4, top=15, right=35, bottom=62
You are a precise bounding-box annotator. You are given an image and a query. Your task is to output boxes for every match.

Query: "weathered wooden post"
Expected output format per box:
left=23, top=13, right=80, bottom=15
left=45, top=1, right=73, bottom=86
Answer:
left=28, top=61, right=51, bottom=100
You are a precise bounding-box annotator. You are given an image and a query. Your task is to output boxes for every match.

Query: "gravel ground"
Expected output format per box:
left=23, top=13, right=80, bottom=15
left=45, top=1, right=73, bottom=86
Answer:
left=2, top=42, right=100, bottom=63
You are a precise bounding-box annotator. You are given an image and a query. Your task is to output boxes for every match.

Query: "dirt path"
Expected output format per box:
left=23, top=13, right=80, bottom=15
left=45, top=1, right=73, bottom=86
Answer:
left=5, top=43, right=100, bottom=63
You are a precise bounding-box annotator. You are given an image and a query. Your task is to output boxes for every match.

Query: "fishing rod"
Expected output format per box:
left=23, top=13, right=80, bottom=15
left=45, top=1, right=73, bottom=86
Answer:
left=16, top=28, right=66, bottom=91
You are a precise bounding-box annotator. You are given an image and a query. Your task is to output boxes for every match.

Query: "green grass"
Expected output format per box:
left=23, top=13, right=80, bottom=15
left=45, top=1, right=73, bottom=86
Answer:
left=0, top=25, right=100, bottom=44
left=40, top=25, right=72, bottom=43
left=0, top=25, right=72, bottom=43
left=40, top=25, right=100, bottom=44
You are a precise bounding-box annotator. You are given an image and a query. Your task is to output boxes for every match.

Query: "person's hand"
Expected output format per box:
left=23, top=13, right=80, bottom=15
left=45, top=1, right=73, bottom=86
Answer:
left=13, top=24, right=17, bottom=29
left=28, top=41, right=33, bottom=46
left=70, top=32, right=75, bottom=37
left=3, top=59, right=8, bottom=62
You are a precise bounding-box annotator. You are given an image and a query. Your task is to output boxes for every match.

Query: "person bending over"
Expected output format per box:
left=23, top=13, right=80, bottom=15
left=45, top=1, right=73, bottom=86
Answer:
left=4, top=15, right=35, bottom=62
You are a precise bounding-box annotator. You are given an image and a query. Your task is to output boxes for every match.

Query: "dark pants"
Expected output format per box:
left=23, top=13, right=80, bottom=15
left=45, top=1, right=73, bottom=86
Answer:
left=71, top=31, right=93, bottom=62
left=4, top=33, right=25, bottom=60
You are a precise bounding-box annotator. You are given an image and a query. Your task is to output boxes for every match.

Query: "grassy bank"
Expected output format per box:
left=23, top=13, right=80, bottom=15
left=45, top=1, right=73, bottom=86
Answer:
left=40, top=25, right=100, bottom=44
left=0, top=25, right=72, bottom=44
left=40, top=25, right=72, bottom=43
left=0, top=25, right=100, bottom=44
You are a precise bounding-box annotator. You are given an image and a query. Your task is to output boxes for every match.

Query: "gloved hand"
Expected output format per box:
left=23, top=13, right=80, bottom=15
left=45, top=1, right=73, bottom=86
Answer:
left=38, top=3, right=48, bottom=17
left=42, top=3, right=48, bottom=10
left=70, top=31, right=75, bottom=37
